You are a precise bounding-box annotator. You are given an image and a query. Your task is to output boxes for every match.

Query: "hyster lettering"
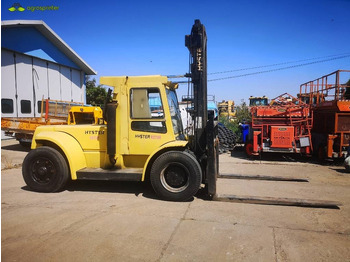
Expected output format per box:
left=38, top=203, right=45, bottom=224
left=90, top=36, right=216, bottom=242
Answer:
left=135, top=134, right=150, bottom=139
left=85, top=130, right=105, bottom=135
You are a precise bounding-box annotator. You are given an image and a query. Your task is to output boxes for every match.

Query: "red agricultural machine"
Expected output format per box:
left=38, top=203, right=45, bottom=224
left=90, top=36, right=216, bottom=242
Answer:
left=245, top=93, right=313, bottom=156
left=299, top=70, right=350, bottom=159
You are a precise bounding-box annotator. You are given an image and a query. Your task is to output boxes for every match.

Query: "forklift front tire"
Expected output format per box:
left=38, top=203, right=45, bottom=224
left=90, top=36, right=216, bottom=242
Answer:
left=22, top=146, right=69, bottom=192
left=150, top=151, right=202, bottom=201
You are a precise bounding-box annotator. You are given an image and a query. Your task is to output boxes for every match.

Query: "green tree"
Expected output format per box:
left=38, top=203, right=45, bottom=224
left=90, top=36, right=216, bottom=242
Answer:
left=86, top=76, right=107, bottom=106
left=219, top=101, right=251, bottom=138
left=235, top=102, right=251, bottom=125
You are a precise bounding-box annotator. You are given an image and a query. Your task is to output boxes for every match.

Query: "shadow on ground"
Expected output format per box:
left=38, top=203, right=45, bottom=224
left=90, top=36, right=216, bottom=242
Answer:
left=22, top=180, right=196, bottom=202
left=2, top=143, right=30, bottom=153
left=330, top=168, right=350, bottom=175
left=230, top=145, right=345, bottom=167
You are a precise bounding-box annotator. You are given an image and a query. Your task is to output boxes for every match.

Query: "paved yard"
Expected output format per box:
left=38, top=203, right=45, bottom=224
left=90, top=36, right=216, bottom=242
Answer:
left=2, top=140, right=350, bottom=261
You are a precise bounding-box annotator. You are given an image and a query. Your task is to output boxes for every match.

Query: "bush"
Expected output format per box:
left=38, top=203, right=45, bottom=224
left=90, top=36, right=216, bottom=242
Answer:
left=86, top=77, right=107, bottom=106
left=219, top=101, right=251, bottom=140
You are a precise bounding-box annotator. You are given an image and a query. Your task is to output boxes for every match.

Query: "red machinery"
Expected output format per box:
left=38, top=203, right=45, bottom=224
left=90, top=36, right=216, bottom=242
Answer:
left=245, top=93, right=313, bottom=156
left=299, top=70, right=350, bottom=159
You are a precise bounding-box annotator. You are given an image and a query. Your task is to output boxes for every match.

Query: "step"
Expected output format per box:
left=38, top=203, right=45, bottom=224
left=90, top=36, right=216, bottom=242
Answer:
left=76, top=167, right=143, bottom=181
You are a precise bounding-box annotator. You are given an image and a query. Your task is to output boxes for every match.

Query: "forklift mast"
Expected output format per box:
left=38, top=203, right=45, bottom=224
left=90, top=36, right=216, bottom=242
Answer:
left=185, top=19, right=208, bottom=157
left=186, top=20, right=217, bottom=197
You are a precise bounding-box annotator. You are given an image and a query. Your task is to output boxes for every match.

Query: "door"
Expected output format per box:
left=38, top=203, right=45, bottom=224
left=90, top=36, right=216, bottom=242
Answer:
left=60, top=66, right=71, bottom=101
left=15, top=53, right=34, bottom=117
left=71, top=69, right=82, bottom=102
left=48, top=63, right=61, bottom=100
left=128, top=88, right=168, bottom=155
left=1, top=50, right=17, bottom=117
left=32, top=58, right=48, bottom=116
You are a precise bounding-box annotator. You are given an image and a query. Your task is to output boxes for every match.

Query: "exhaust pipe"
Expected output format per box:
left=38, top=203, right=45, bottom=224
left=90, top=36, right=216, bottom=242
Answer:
left=106, top=101, right=118, bottom=166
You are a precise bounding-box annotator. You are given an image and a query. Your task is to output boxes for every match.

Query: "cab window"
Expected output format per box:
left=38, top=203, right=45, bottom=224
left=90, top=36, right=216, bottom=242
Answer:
left=130, top=88, right=166, bottom=133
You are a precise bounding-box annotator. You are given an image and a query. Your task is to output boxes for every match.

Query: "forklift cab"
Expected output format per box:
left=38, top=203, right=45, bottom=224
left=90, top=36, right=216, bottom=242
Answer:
left=100, top=75, right=186, bottom=164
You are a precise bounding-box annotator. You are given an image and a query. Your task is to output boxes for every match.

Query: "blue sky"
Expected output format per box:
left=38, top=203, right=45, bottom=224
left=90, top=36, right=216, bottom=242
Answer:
left=2, top=0, right=350, bottom=104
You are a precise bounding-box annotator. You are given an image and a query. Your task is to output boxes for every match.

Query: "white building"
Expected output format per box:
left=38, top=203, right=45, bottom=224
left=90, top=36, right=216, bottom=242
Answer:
left=1, top=20, right=96, bottom=118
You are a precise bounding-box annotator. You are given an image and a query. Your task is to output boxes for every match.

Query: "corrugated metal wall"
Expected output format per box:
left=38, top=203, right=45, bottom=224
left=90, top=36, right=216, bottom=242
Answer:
left=1, top=49, right=85, bottom=118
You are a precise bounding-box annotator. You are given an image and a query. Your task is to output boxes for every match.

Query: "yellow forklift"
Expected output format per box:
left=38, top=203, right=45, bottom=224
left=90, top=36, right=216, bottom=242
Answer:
left=22, top=20, right=219, bottom=201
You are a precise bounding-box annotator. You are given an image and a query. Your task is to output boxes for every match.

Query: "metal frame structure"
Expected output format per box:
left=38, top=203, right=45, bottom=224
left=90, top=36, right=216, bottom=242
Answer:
left=299, top=70, right=350, bottom=158
left=246, top=93, right=313, bottom=156
left=1, top=98, right=84, bottom=143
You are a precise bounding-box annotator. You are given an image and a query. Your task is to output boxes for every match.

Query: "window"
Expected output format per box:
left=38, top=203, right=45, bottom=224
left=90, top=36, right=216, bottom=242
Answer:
left=37, top=101, right=46, bottom=114
left=166, top=89, right=183, bottom=135
left=21, top=100, right=31, bottom=114
left=131, top=88, right=164, bottom=119
left=1, top=99, right=14, bottom=114
left=131, top=121, right=167, bottom=133
left=130, top=88, right=166, bottom=133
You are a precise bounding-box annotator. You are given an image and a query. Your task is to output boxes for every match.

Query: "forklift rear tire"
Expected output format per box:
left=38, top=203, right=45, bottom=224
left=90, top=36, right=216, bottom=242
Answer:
left=150, top=151, right=202, bottom=201
left=22, top=146, right=69, bottom=192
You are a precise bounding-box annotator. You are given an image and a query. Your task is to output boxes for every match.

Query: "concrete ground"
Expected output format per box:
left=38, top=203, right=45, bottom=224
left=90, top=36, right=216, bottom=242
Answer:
left=2, top=139, right=350, bottom=261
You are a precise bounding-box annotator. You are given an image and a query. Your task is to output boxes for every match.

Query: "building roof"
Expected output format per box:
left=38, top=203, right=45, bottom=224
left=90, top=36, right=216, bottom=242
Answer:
left=2, top=20, right=96, bottom=75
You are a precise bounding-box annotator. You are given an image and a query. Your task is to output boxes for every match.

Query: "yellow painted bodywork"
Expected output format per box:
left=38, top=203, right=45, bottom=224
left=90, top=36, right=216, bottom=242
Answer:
left=31, top=75, right=188, bottom=181
left=32, top=128, right=88, bottom=179
left=218, top=100, right=236, bottom=118
left=68, top=106, right=103, bottom=125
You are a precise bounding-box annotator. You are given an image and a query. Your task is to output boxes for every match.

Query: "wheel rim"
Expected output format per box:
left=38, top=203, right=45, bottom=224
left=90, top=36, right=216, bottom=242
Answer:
left=245, top=143, right=254, bottom=156
left=31, top=157, right=56, bottom=185
left=160, top=162, right=190, bottom=193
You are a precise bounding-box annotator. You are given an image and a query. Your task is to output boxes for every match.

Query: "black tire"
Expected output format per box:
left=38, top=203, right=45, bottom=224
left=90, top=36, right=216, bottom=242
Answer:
left=150, top=151, right=202, bottom=201
left=22, top=146, right=69, bottom=192
left=218, top=123, right=236, bottom=152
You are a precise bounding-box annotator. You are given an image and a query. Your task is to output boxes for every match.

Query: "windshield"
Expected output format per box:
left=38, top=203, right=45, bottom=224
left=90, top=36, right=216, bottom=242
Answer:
left=250, top=98, right=268, bottom=106
left=166, top=89, right=184, bottom=136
